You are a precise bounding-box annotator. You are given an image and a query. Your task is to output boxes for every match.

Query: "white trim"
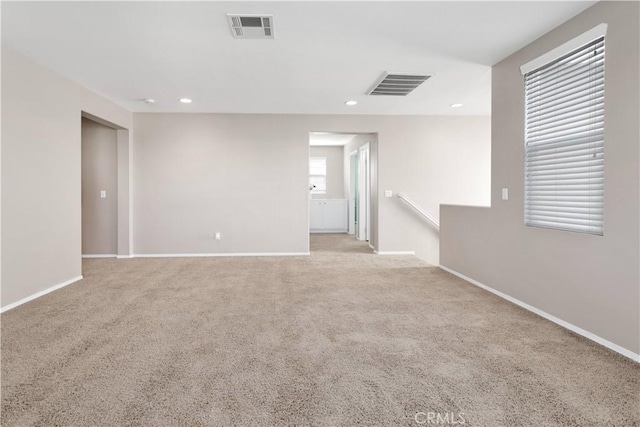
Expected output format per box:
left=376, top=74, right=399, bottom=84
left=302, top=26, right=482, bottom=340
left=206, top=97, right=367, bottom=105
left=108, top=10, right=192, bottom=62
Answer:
left=0, top=276, right=83, bottom=313
left=374, top=250, right=415, bottom=255
left=310, top=229, right=348, bottom=234
left=439, top=265, right=640, bottom=363
left=132, top=252, right=310, bottom=258
left=520, top=23, right=607, bottom=75
left=82, top=254, right=117, bottom=258
left=116, top=255, right=133, bottom=259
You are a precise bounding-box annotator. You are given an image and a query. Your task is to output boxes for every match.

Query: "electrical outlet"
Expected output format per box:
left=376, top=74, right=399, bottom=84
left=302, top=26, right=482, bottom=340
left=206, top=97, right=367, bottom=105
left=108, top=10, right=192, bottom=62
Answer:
left=215, top=232, right=221, bottom=240
left=501, top=188, right=509, bottom=201
left=100, top=190, right=106, bottom=199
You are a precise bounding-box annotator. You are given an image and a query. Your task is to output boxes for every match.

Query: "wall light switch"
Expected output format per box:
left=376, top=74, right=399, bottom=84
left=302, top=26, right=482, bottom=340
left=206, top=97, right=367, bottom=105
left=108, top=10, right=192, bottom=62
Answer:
left=384, top=190, right=393, bottom=198
left=215, top=232, right=221, bottom=240
left=501, top=188, right=509, bottom=201
left=100, top=190, right=106, bottom=199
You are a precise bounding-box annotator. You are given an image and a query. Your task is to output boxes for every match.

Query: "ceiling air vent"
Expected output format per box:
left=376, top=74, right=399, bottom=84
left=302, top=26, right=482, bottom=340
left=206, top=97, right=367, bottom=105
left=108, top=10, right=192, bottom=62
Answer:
left=368, top=73, right=431, bottom=96
left=227, top=14, right=274, bottom=39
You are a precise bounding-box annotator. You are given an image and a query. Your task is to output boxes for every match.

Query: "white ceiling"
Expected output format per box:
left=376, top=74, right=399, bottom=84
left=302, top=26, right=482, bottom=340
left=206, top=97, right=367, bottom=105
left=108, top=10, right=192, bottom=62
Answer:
left=309, top=133, right=357, bottom=146
left=2, top=1, right=597, bottom=115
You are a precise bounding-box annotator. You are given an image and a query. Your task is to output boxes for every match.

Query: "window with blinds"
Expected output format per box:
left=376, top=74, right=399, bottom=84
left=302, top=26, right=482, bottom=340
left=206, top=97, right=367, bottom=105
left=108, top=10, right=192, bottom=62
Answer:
left=524, top=36, right=605, bottom=236
left=309, top=157, right=327, bottom=194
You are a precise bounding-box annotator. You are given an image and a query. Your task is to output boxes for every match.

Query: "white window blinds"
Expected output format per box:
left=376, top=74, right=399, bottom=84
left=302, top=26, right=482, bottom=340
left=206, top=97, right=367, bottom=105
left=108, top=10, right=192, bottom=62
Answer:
left=524, top=35, right=605, bottom=236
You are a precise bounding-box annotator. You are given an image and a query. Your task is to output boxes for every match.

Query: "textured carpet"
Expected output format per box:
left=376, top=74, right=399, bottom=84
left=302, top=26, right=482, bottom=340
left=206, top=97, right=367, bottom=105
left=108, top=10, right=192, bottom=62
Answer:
left=1, top=234, right=638, bottom=426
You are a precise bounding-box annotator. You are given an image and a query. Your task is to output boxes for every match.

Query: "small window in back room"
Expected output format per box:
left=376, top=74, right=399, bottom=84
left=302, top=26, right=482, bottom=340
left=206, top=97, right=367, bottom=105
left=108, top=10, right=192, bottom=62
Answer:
left=523, top=26, right=606, bottom=236
left=309, top=157, right=327, bottom=194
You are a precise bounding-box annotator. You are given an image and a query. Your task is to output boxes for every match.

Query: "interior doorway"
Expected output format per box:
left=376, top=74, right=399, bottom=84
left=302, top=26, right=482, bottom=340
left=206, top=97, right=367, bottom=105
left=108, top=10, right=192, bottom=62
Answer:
left=308, top=132, right=377, bottom=252
left=81, top=117, right=118, bottom=257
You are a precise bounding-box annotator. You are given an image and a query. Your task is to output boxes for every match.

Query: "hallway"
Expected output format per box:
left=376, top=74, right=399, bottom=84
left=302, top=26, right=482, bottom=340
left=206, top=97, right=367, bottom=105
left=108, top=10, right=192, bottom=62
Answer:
left=310, top=233, right=374, bottom=254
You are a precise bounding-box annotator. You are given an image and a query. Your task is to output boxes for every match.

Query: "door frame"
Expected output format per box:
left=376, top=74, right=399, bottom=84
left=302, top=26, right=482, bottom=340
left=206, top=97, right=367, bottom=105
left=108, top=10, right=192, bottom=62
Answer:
left=357, top=143, right=370, bottom=241
left=80, top=111, right=132, bottom=259
left=348, top=150, right=358, bottom=235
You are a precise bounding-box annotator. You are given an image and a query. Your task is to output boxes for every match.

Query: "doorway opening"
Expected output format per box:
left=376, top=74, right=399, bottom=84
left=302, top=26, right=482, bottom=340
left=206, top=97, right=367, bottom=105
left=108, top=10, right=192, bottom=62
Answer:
left=308, top=132, right=378, bottom=253
left=82, top=117, right=118, bottom=257
left=80, top=112, right=131, bottom=262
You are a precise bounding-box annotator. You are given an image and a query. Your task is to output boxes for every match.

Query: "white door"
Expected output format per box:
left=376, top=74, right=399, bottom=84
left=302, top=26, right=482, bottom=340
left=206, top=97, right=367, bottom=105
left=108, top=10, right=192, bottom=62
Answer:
left=357, top=143, right=370, bottom=241
left=348, top=151, right=357, bottom=235
left=364, top=147, right=370, bottom=242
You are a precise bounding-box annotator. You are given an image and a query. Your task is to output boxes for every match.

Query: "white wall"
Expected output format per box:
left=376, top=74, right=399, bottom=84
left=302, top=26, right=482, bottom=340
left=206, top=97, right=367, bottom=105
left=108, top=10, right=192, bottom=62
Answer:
left=133, top=114, right=310, bottom=255
left=134, top=114, right=490, bottom=264
left=379, top=117, right=490, bottom=262
left=1, top=47, right=132, bottom=309
left=309, top=146, right=344, bottom=200
left=440, top=1, right=640, bottom=356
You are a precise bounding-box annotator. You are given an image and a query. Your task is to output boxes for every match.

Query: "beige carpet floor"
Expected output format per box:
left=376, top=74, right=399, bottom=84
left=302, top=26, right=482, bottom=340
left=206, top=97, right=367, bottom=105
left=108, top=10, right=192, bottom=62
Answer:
left=1, top=234, right=638, bottom=426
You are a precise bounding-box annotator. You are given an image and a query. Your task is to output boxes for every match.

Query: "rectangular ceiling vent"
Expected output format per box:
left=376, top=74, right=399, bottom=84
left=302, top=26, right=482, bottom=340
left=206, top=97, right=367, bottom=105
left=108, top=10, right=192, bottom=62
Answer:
left=368, top=73, right=431, bottom=96
left=227, top=14, right=274, bottom=39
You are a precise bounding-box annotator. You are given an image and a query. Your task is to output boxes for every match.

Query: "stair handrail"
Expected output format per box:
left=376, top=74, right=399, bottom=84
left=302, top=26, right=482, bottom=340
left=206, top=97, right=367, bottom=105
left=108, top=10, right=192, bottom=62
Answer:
left=396, top=193, right=440, bottom=231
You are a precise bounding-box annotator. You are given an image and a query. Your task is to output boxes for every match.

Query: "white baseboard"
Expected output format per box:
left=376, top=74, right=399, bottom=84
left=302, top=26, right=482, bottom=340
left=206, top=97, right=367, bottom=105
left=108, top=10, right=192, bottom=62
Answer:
left=82, top=254, right=117, bottom=259
left=1, top=275, right=83, bottom=313
left=374, top=250, right=416, bottom=255
left=132, top=252, right=310, bottom=258
left=116, top=255, right=133, bottom=259
left=310, top=230, right=348, bottom=234
left=439, top=265, right=640, bottom=363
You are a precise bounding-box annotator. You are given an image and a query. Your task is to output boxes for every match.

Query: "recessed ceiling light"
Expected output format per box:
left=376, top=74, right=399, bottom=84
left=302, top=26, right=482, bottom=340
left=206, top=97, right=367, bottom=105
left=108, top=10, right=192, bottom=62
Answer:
left=180, top=98, right=192, bottom=104
left=143, top=98, right=155, bottom=104
left=450, top=103, right=464, bottom=108
left=345, top=100, right=358, bottom=106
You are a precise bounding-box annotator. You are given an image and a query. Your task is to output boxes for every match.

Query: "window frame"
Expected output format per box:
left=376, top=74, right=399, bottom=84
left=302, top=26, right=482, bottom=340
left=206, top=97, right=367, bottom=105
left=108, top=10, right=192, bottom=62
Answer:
left=309, top=156, right=327, bottom=195
left=521, top=24, right=607, bottom=236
